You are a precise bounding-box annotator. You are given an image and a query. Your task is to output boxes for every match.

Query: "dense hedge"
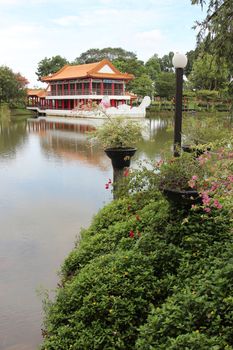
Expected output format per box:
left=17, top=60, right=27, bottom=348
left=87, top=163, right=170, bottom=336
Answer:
left=41, top=176, right=233, bottom=349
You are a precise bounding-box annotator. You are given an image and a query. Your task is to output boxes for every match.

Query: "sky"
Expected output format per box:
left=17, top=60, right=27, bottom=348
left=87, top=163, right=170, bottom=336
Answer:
left=0, top=0, right=206, bottom=87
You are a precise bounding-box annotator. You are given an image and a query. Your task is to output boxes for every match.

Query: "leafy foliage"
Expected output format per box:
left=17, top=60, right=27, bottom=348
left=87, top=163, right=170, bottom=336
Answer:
left=145, top=54, right=161, bottom=81
left=185, top=48, right=200, bottom=76
left=41, top=136, right=233, bottom=349
left=89, top=117, right=142, bottom=148
left=189, top=53, right=229, bottom=90
left=73, top=47, right=137, bottom=64
left=36, top=55, right=69, bottom=80
left=182, top=115, right=232, bottom=145
left=158, top=51, right=174, bottom=72
left=154, top=72, right=176, bottom=98
left=0, top=66, right=27, bottom=106
left=156, top=153, right=205, bottom=191
left=129, top=73, right=154, bottom=98
left=191, top=0, right=233, bottom=73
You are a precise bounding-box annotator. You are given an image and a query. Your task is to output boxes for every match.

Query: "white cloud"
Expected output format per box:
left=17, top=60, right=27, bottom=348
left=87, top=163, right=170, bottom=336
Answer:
left=52, top=8, right=121, bottom=28
left=132, top=29, right=165, bottom=59
left=0, top=0, right=206, bottom=86
left=0, top=0, right=48, bottom=4
left=136, top=29, right=164, bottom=42
left=52, top=16, right=80, bottom=27
left=0, top=24, right=42, bottom=50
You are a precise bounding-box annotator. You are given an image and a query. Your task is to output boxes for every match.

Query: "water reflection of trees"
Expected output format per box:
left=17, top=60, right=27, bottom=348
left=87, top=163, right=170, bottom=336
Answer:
left=136, top=117, right=173, bottom=160
left=40, top=130, right=109, bottom=170
left=0, top=120, right=28, bottom=159
left=147, top=117, right=172, bottom=138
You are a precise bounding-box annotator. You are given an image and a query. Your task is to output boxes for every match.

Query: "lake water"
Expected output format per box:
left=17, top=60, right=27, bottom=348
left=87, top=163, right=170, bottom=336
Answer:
left=0, top=113, right=173, bottom=350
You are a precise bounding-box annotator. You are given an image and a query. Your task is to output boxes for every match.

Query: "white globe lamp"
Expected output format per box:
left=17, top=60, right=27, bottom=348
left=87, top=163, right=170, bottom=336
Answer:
left=172, top=53, right=188, bottom=69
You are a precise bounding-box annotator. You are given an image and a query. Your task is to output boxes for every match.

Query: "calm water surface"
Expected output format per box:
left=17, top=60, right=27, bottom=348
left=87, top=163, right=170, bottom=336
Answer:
left=0, top=113, right=173, bottom=350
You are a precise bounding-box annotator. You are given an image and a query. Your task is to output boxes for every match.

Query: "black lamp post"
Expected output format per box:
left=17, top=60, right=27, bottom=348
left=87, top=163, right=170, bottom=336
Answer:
left=172, top=53, right=188, bottom=157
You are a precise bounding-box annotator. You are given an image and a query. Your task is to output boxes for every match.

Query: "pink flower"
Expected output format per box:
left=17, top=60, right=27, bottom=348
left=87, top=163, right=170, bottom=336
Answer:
left=213, top=199, right=222, bottom=209
left=201, top=192, right=211, bottom=205
left=105, top=183, right=109, bottom=190
left=204, top=207, right=211, bottom=213
left=129, top=230, right=134, bottom=238
left=192, top=175, right=198, bottom=180
left=210, top=183, right=219, bottom=192
left=108, top=179, right=112, bottom=184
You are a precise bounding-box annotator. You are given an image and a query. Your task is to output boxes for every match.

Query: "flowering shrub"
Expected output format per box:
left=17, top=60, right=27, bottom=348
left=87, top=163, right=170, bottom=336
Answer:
left=188, top=147, right=233, bottom=213
left=41, top=139, right=233, bottom=350
left=155, top=152, right=205, bottom=191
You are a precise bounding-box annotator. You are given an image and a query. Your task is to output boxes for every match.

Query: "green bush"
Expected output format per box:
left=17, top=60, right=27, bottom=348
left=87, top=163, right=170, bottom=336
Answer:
left=41, top=148, right=233, bottom=350
left=136, top=252, right=233, bottom=350
left=61, top=220, right=135, bottom=280
left=87, top=197, right=139, bottom=234
left=42, top=251, right=170, bottom=350
left=61, top=198, right=169, bottom=281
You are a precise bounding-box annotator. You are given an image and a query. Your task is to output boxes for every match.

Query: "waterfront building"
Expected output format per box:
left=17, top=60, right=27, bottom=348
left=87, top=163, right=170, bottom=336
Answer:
left=27, top=59, right=134, bottom=114
left=27, top=89, right=46, bottom=108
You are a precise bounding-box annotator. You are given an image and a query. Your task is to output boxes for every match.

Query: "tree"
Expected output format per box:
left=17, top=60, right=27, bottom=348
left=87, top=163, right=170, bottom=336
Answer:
left=0, top=66, right=27, bottom=105
left=189, top=53, right=229, bottom=90
left=159, top=52, right=174, bottom=72
left=155, top=72, right=176, bottom=98
left=191, top=0, right=233, bottom=71
left=130, top=74, right=154, bottom=98
left=145, top=54, right=161, bottom=81
left=113, top=58, right=145, bottom=77
left=36, top=55, right=69, bottom=80
left=15, top=73, right=29, bottom=87
left=185, top=48, right=201, bottom=76
left=73, top=48, right=137, bottom=64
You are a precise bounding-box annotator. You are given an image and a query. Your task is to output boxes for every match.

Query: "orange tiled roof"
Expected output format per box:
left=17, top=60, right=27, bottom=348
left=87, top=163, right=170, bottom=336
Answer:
left=27, top=89, right=46, bottom=98
left=41, top=59, right=134, bottom=82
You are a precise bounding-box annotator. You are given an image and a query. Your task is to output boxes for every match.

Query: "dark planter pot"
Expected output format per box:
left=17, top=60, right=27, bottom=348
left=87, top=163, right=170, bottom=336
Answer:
left=104, top=147, right=137, bottom=169
left=163, top=188, right=202, bottom=208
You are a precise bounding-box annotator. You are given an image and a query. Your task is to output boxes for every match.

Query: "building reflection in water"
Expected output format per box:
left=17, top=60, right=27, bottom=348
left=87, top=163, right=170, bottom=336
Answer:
left=27, top=115, right=174, bottom=167
left=27, top=119, right=110, bottom=170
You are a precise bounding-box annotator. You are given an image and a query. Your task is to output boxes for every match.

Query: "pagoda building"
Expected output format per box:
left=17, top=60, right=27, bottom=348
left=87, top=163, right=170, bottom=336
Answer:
left=40, top=59, right=134, bottom=111
left=27, top=89, right=46, bottom=108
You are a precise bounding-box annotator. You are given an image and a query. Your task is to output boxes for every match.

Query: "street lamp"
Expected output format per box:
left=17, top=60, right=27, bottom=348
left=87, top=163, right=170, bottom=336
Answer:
left=172, top=52, right=188, bottom=157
